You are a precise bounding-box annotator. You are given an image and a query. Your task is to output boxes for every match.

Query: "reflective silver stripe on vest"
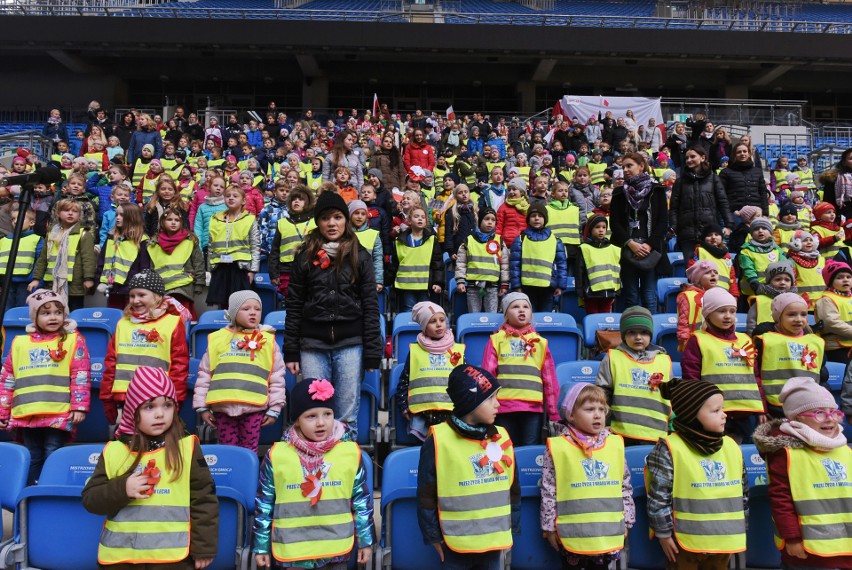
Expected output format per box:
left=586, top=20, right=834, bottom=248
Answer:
left=522, top=258, right=553, bottom=269
left=610, top=410, right=668, bottom=433
left=674, top=497, right=742, bottom=515
left=801, top=522, right=852, bottom=542
left=439, top=492, right=508, bottom=512
left=280, top=234, right=303, bottom=247
left=207, top=378, right=268, bottom=396
left=701, top=374, right=757, bottom=386
left=797, top=284, right=824, bottom=294
left=717, top=389, right=762, bottom=402
left=111, top=505, right=190, bottom=523
left=12, top=391, right=69, bottom=407
left=675, top=517, right=745, bottom=536
left=498, top=364, right=541, bottom=377
left=497, top=378, right=542, bottom=392
left=795, top=497, right=852, bottom=517
left=612, top=395, right=670, bottom=415
left=209, top=240, right=249, bottom=249
left=13, top=374, right=70, bottom=390
left=273, top=497, right=350, bottom=519
left=272, top=521, right=352, bottom=544
left=557, top=521, right=625, bottom=539
left=557, top=497, right=624, bottom=516
left=213, top=362, right=270, bottom=379
left=718, top=273, right=730, bottom=285
left=409, top=392, right=452, bottom=406
left=440, top=514, right=511, bottom=537
left=115, top=355, right=170, bottom=380
left=100, top=529, right=188, bottom=550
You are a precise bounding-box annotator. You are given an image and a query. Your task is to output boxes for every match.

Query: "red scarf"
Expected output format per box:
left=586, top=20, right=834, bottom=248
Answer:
left=157, top=229, right=189, bottom=254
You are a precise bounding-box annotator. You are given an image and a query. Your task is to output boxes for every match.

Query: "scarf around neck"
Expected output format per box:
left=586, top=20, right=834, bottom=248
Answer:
left=158, top=229, right=188, bottom=255
left=789, top=250, right=820, bottom=267
left=566, top=425, right=610, bottom=457
left=506, top=195, right=529, bottom=214
left=748, top=238, right=777, bottom=252
left=780, top=419, right=847, bottom=450
left=624, top=173, right=654, bottom=210
left=700, top=242, right=729, bottom=259
left=416, top=329, right=457, bottom=355
left=673, top=418, right=725, bottom=455
left=287, top=420, right=346, bottom=474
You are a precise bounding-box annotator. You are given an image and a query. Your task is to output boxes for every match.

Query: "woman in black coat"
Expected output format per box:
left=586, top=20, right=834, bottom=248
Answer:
left=719, top=142, right=769, bottom=253
left=669, top=146, right=733, bottom=258
left=610, top=152, right=672, bottom=313
left=665, top=122, right=689, bottom=170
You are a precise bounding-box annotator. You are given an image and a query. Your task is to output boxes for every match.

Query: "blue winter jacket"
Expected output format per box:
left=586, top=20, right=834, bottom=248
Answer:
left=127, top=130, right=163, bottom=163
left=509, top=226, right=569, bottom=290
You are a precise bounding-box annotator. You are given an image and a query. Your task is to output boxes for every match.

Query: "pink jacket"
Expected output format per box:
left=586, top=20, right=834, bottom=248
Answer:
left=0, top=325, right=91, bottom=431
left=481, top=331, right=560, bottom=420
left=192, top=325, right=287, bottom=417
left=244, top=187, right=265, bottom=217
left=189, top=186, right=209, bottom=229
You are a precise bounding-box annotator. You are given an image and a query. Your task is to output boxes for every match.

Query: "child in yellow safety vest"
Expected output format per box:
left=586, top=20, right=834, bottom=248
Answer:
left=689, top=223, right=738, bottom=294
left=682, top=287, right=766, bottom=442
left=811, top=202, right=845, bottom=259
left=746, top=261, right=799, bottom=336
left=82, top=366, right=218, bottom=568
left=646, top=378, right=748, bottom=569
left=0, top=208, right=43, bottom=308
left=577, top=214, right=620, bottom=314
left=388, top=205, right=443, bottom=312
left=100, top=270, right=190, bottom=427
left=396, top=302, right=465, bottom=441
left=509, top=203, right=569, bottom=312
left=455, top=207, right=508, bottom=313
left=541, top=383, right=635, bottom=568
left=0, top=289, right=90, bottom=484
left=148, top=207, right=205, bottom=320
left=753, top=377, right=852, bottom=569
left=814, top=259, right=852, bottom=363
left=753, top=293, right=827, bottom=418
left=268, top=186, right=315, bottom=300
left=349, top=200, right=384, bottom=290
left=96, top=203, right=150, bottom=310
left=417, top=364, right=520, bottom=568
left=774, top=203, right=803, bottom=251
left=738, top=216, right=788, bottom=298
left=788, top=188, right=812, bottom=229
left=193, top=291, right=286, bottom=453
left=206, top=185, right=260, bottom=310
left=677, top=261, right=718, bottom=350
left=482, top=292, right=560, bottom=446
left=253, top=378, right=374, bottom=569
left=786, top=230, right=825, bottom=308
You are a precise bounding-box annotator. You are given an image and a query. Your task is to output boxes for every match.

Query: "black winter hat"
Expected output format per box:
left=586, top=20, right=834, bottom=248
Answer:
left=699, top=223, right=724, bottom=241
left=526, top=202, right=549, bottom=225
left=660, top=377, right=722, bottom=424
left=314, top=191, right=349, bottom=222
left=779, top=203, right=797, bottom=219
left=447, top=364, right=500, bottom=418
left=126, top=271, right=165, bottom=296
left=479, top=207, right=497, bottom=226
left=290, top=378, right=337, bottom=419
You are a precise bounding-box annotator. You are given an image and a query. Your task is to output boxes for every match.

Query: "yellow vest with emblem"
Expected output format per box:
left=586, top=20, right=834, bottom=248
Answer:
left=178, top=179, right=196, bottom=204
left=148, top=239, right=194, bottom=291
left=209, top=212, right=255, bottom=266
left=580, top=243, right=621, bottom=292
left=547, top=204, right=581, bottom=247
left=549, top=434, right=625, bottom=554
left=793, top=256, right=825, bottom=304
left=113, top=313, right=180, bottom=394
left=812, top=224, right=841, bottom=258
left=98, top=436, right=194, bottom=565
left=520, top=233, right=558, bottom=287
left=305, top=173, right=323, bottom=191
left=759, top=332, right=824, bottom=408
left=739, top=246, right=783, bottom=296
left=84, top=152, right=104, bottom=168
left=394, top=235, right=434, bottom=291
left=10, top=333, right=77, bottom=418
left=491, top=329, right=547, bottom=404
left=796, top=207, right=812, bottom=229
left=355, top=228, right=379, bottom=252
left=432, top=422, right=514, bottom=553
left=679, top=289, right=704, bottom=342
left=45, top=231, right=80, bottom=283
left=277, top=217, right=313, bottom=264
left=588, top=162, right=607, bottom=185
left=558, top=168, right=577, bottom=184
left=270, top=440, right=359, bottom=562
left=160, top=158, right=178, bottom=172
left=99, top=237, right=143, bottom=286
left=778, top=445, right=852, bottom=557
left=693, top=330, right=763, bottom=413
left=696, top=248, right=733, bottom=290
left=816, top=291, right=852, bottom=348
left=775, top=227, right=797, bottom=250
left=663, top=433, right=746, bottom=554
left=131, top=159, right=151, bottom=188
left=608, top=350, right=671, bottom=442
left=796, top=167, right=816, bottom=189
left=205, top=328, right=273, bottom=406
left=407, top=343, right=465, bottom=414
left=774, top=169, right=790, bottom=188
left=0, top=233, right=41, bottom=276
left=465, top=235, right=502, bottom=283
left=141, top=173, right=159, bottom=203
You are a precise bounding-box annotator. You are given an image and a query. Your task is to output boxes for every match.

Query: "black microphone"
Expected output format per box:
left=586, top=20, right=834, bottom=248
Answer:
left=0, top=165, right=62, bottom=187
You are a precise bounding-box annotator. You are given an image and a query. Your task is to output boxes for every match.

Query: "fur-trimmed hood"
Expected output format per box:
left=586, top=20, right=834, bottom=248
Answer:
left=752, top=418, right=807, bottom=454
left=819, top=168, right=838, bottom=185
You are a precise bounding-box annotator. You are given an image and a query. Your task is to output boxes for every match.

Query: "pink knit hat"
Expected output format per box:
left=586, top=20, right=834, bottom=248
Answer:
left=770, top=292, right=808, bottom=322
left=685, top=260, right=716, bottom=286
left=823, top=259, right=852, bottom=287
left=411, top=301, right=446, bottom=331
left=779, top=376, right=837, bottom=419
left=116, top=366, right=177, bottom=436
left=734, top=205, right=762, bottom=224
left=26, top=289, right=68, bottom=323
left=701, top=286, right=737, bottom=318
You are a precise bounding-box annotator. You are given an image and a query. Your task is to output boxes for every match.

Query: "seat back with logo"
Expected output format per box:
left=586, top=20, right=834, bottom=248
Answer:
left=624, top=445, right=667, bottom=569
left=532, top=312, right=581, bottom=365
left=392, top=312, right=420, bottom=365
left=741, top=444, right=780, bottom=569
left=190, top=310, right=231, bottom=357
left=69, top=308, right=123, bottom=360
left=456, top=312, right=503, bottom=367
left=76, top=358, right=111, bottom=442
left=555, top=360, right=600, bottom=392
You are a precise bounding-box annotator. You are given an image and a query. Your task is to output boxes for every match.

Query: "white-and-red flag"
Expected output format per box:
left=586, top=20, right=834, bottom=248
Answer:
left=446, top=105, right=456, bottom=120
left=372, top=93, right=380, bottom=117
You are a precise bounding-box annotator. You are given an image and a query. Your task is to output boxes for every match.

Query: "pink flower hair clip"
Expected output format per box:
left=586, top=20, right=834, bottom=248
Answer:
left=308, top=379, right=335, bottom=401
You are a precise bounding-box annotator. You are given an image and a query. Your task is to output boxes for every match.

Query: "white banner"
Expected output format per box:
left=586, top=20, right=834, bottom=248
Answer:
left=557, top=95, right=664, bottom=130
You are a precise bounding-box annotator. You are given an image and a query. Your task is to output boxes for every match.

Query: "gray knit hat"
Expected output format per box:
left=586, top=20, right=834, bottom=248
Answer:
left=501, top=292, right=531, bottom=316
left=749, top=217, right=774, bottom=235
left=227, top=290, right=261, bottom=324
left=367, top=168, right=383, bottom=182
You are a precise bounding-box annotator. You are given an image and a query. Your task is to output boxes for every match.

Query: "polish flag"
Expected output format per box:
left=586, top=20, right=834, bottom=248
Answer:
left=372, top=93, right=380, bottom=117
left=446, top=105, right=456, bottom=120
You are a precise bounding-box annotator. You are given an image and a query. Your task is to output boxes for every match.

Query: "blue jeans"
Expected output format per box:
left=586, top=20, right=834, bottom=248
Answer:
left=401, top=290, right=429, bottom=312
left=22, top=427, right=70, bottom=484
left=300, top=345, right=363, bottom=438
left=619, top=262, right=657, bottom=313
left=442, top=548, right=502, bottom=570
left=496, top=411, right=544, bottom=446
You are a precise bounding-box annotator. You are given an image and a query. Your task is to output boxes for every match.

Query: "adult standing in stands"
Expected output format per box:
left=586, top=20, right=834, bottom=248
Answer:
left=669, top=146, right=733, bottom=258
left=710, top=127, right=732, bottom=170
left=322, top=128, right=366, bottom=191
left=369, top=133, right=407, bottom=193
left=472, top=112, right=491, bottom=139
left=694, top=121, right=715, bottom=155
left=643, top=118, right=664, bottom=153
left=686, top=112, right=708, bottom=142
left=113, top=112, right=136, bottom=151
left=184, top=112, right=204, bottom=143
left=171, top=106, right=188, bottom=132
left=666, top=122, right=689, bottom=171
left=203, top=117, right=225, bottom=148
left=736, top=134, right=763, bottom=170
left=402, top=128, right=436, bottom=174
left=719, top=142, right=768, bottom=253
left=86, top=107, right=113, bottom=138
left=585, top=115, right=602, bottom=145
left=820, top=147, right=852, bottom=227
left=127, top=113, right=163, bottom=164
left=42, top=108, right=67, bottom=143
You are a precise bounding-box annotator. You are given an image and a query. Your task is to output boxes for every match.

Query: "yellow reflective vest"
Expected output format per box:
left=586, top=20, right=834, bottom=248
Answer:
left=9, top=333, right=76, bottom=418
left=113, top=313, right=181, bottom=394
left=464, top=235, right=502, bottom=283
left=664, top=433, right=746, bottom=554
left=549, top=434, right=625, bottom=554
left=355, top=228, right=379, bottom=252
left=99, top=237, right=143, bottom=286
left=148, top=239, right=194, bottom=291
left=520, top=233, right=558, bottom=287
left=407, top=343, right=465, bottom=414
left=394, top=235, right=434, bottom=291
left=546, top=204, right=581, bottom=247
left=739, top=246, right=784, bottom=296
left=693, top=330, right=763, bottom=413
left=98, top=436, right=194, bottom=565
left=608, top=349, right=671, bottom=442
left=0, top=233, right=41, bottom=276
left=205, top=328, right=273, bottom=407
left=132, top=159, right=151, bottom=188
left=209, top=212, right=255, bottom=266
left=758, top=332, right=824, bottom=408
left=270, top=440, right=358, bottom=562
left=696, top=248, right=733, bottom=291
left=793, top=256, right=825, bottom=305
left=580, top=243, right=621, bottom=293
left=491, top=329, right=546, bottom=404
left=432, top=422, right=514, bottom=553
left=588, top=162, right=607, bottom=185
left=779, top=446, right=852, bottom=557
left=276, top=217, right=314, bottom=265
left=45, top=231, right=81, bottom=283
left=678, top=288, right=704, bottom=343
left=796, top=167, right=815, bottom=189
left=816, top=292, right=852, bottom=348
left=812, top=224, right=841, bottom=258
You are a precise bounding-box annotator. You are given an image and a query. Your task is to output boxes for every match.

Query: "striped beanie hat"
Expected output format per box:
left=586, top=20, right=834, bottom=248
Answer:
left=619, top=306, right=653, bottom=339
left=660, top=377, right=722, bottom=424
left=116, top=366, right=177, bottom=436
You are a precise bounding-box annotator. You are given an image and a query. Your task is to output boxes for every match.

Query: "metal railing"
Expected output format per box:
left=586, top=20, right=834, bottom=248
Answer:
left=0, top=3, right=849, bottom=33
left=0, top=132, right=54, bottom=164
left=661, top=98, right=806, bottom=127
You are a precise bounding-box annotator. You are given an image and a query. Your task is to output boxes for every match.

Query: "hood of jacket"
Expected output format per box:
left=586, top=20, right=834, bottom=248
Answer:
left=753, top=418, right=807, bottom=454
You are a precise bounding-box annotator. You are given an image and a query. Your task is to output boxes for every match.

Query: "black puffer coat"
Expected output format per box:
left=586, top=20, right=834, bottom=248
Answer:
left=284, top=244, right=382, bottom=370
left=719, top=160, right=769, bottom=215
left=669, top=167, right=734, bottom=242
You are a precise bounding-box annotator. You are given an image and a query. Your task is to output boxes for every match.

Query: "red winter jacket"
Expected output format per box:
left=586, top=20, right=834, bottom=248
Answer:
left=496, top=202, right=529, bottom=248
left=403, top=141, right=436, bottom=173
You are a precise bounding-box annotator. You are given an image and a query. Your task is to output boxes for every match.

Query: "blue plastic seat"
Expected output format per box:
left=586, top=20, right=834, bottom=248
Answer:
left=555, top=360, right=600, bottom=391
left=624, top=445, right=667, bottom=569
left=671, top=361, right=682, bottom=378
left=178, top=357, right=200, bottom=435
left=378, top=447, right=440, bottom=569
left=559, top=276, right=584, bottom=323
left=512, top=445, right=560, bottom=569
left=447, top=277, right=468, bottom=325
left=533, top=312, right=582, bottom=365
left=68, top=307, right=123, bottom=360
left=263, top=309, right=287, bottom=350
left=582, top=312, right=621, bottom=349
left=735, top=313, right=748, bottom=333
left=741, top=444, right=780, bottom=569
left=190, top=310, right=230, bottom=357
left=1, top=306, right=32, bottom=359
left=392, top=312, right=420, bottom=365
left=358, top=369, right=381, bottom=452
left=456, top=312, right=503, bottom=366
left=386, top=364, right=422, bottom=449
left=76, top=358, right=111, bottom=442
left=667, top=251, right=685, bottom=278
left=656, top=278, right=685, bottom=313
left=826, top=361, right=845, bottom=407
left=0, top=441, right=29, bottom=514
left=652, top=313, right=680, bottom=362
